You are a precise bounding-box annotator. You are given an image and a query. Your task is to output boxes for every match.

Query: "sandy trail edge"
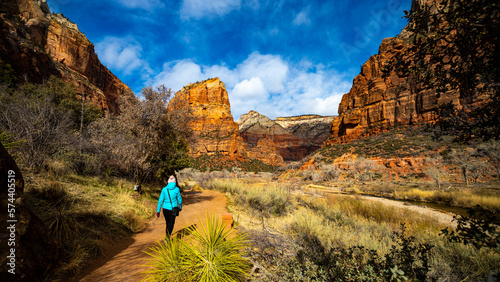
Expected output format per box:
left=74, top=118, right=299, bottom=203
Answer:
left=72, top=189, right=228, bottom=282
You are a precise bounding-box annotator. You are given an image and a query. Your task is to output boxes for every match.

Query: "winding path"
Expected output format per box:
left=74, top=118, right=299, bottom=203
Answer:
left=72, top=189, right=228, bottom=282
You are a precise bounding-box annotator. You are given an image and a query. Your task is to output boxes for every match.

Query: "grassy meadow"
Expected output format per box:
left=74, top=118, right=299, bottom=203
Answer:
left=184, top=170, right=500, bottom=281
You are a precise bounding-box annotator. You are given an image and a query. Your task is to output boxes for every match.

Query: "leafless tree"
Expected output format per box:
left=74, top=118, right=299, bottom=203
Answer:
left=450, top=148, right=479, bottom=186
left=468, top=161, right=488, bottom=185
left=478, top=140, right=500, bottom=179
left=424, top=157, right=446, bottom=189
left=320, top=163, right=341, bottom=181
left=89, top=85, right=191, bottom=183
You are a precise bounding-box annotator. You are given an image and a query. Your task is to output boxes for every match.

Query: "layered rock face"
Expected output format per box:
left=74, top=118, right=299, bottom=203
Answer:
left=0, top=0, right=134, bottom=112
left=236, top=111, right=287, bottom=165
left=275, top=115, right=335, bottom=147
left=327, top=0, right=489, bottom=144
left=238, top=111, right=334, bottom=161
left=167, top=78, right=250, bottom=160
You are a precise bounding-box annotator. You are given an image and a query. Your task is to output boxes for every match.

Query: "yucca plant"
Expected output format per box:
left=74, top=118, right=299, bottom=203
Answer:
left=143, top=236, right=186, bottom=281
left=182, top=214, right=250, bottom=281
left=142, top=214, right=250, bottom=282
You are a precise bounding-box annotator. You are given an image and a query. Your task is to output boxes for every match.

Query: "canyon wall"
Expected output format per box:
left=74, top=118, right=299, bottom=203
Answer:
left=238, top=111, right=334, bottom=161
left=0, top=0, right=134, bottom=112
left=275, top=115, right=335, bottom=147
left=327, top=0, right=489, bottom=144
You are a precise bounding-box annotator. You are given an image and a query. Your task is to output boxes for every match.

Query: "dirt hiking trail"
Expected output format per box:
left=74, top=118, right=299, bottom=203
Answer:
left=73, top=189, right=228, bottom=282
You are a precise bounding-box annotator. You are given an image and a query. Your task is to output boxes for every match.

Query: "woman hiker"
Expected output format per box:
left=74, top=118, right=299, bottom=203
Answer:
left=156, top=175, right=182, bottom=238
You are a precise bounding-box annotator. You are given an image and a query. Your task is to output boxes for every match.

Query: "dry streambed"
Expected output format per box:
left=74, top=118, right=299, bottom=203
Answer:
left=302, top=184, right=456, bottom=227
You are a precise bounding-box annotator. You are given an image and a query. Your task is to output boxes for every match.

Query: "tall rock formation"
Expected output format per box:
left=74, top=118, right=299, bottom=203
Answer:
left=327, top=0, right=489, bottom=144
left=0, top=0, right=134, bottom=112
left=167, top=78, right=249, bottom=160
left=238, top=111, right=334, bottom=161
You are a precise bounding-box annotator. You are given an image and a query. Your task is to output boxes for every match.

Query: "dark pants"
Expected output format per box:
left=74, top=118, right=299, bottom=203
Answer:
left=163, top=208, right=176, bottom=237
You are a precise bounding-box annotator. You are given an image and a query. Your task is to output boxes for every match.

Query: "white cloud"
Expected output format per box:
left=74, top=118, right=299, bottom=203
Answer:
left=180, top=0, right=241, bottom=20
left=112, top=0, right=164, bottom=11
left=238, top=52, right=288, bottom=93
left=151, top=60, right=204, bottom=92
left=232, top=77, right=268, bottom=100
left=148, top=53, right=352, bottom=120
left=293, top=9, right=311, bottom=26
left=96, top=36, right=150, bottom=76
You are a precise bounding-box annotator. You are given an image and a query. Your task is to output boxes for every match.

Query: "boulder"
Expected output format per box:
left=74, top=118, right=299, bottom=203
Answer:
left=0, top=144, right=61, bottom=281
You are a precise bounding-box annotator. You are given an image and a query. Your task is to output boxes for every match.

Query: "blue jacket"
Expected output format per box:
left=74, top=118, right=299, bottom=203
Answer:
left=157, top=182, right=182, bottom=212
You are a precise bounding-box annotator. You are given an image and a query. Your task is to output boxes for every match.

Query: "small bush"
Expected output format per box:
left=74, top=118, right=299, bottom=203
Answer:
left=274, top=224, right=433, bottom=281
left=43, top=159, right=71, bottom=178
left=33, top=180, right=69, bottom=204
left=209, top=179, right=293, bottom=217
left=122, top=209, right=145, bottom=233
left=49, top=201, right=79, bottom=244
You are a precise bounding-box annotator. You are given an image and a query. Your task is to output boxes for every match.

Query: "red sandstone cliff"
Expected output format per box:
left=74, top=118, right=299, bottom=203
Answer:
left=0, top=0, right=134, bottom=112
left=167, top=78, right=249, bottom=160
left=327, top=0, right=490, bottom=144
left=238, top=111, right=334, bottom=161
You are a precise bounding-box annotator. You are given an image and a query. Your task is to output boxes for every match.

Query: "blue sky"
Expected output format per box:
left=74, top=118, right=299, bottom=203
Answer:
left=49, top=0, right=410, bottom=120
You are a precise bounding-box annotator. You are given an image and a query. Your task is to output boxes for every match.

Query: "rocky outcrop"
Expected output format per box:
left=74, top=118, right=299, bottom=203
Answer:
left=167, top=78, right=249, bottom=160
left=236, top=111, right=288, bottom=165
left=275, top=115, right=335, bottom=147
left=246, top=138, right=285, bottom=167
left=237, top=111, right=334, bottom=161
left=0, top=143, right=61, bottom=281
left=0, top=0, right=134, bottom=113
left=327, top=0, right=489, bottom=144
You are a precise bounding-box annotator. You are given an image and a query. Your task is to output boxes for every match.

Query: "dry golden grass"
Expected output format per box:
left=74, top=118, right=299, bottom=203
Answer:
left=393, top=188, right=500, bottom=210
left=25, top=173, right=156, bottom=279
left=206, top=177, right=500, bottom=281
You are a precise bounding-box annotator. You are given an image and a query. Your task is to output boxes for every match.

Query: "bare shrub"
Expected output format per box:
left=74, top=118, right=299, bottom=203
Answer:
left=321, top=164, right=342, bottom=181
left=193, top=171, right=215, bottom=188
left=348, top=157, right=381, bottom=182
left=300, top=170, right=313, bottom=181
left=0, top=91, right=73, bottom=169
left=424, top=157, right=447, bottom=189
left=258, top=172, right=273, bottom=180
left=178, top=167, right=200, bottom=181
left=311, top=171, right=324, bottom=182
